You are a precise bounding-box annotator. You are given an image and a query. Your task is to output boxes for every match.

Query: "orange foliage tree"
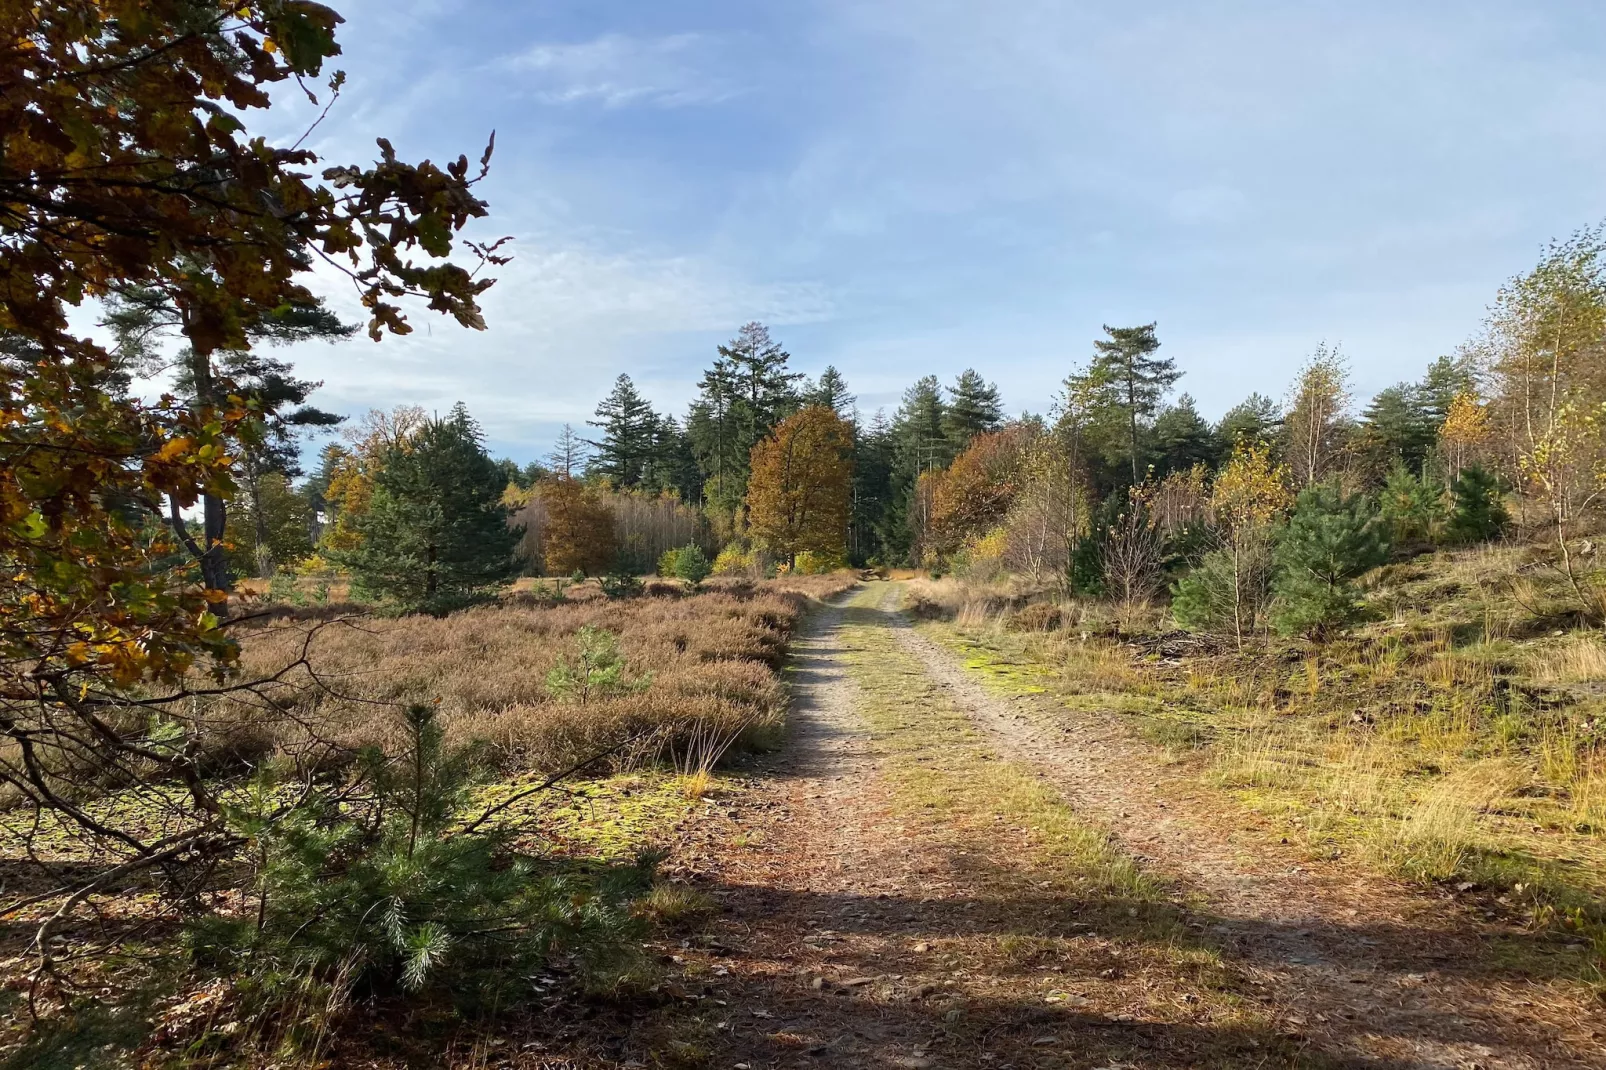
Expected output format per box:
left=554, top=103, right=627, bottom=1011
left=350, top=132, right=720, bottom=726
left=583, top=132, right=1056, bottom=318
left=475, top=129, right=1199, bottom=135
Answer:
left=531, top=478, right=618, bottom=577
left=0, top=1, right=504, bottom=892
left=746, top=406, right=853, bottom=566
left=927, top=426, right=1030, bottom=556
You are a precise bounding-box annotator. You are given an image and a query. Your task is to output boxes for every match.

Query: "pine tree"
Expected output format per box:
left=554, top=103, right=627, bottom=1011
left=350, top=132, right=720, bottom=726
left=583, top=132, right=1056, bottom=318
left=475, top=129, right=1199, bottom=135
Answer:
left=942, top=369, right=1004, bottom=449
left=1445, top=464, right=1509, bottom=545
left=225, top=348, right=345, bottom=577
left=1377, top=462, right=1444, bottom=545
left=588, top=374, right=657, bottom=487
left=1214, top=392, right=1281, bottom=453
left=340, top=405, right=518, bottom=614
left=1359, top=384, right=1435, bottom=476
left=136, top=296, right=351, bottom=584
left=1418, top=354, right=1476, bottom=427
left=1090, top=322, right=1180, bottom=484
left=1150, top=394, right=1216, bottom=476
left=1271, top=482, right=1389, bottom=638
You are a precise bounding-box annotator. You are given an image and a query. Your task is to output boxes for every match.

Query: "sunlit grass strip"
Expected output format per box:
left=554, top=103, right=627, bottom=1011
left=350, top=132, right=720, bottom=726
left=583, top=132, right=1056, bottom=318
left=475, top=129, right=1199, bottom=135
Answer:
left=928, top=610, right=1606, bottom=983
left=833, top=589, right=1162, bottom=914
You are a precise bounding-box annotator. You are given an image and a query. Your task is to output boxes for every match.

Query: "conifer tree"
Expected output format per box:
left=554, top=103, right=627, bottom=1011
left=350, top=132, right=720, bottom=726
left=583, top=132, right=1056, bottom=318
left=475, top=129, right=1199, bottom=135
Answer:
left=689, top=323, right=802, bottom=517
left=809, top=365, right=856, bottom=415
left=589, top=374, right=658, bottom=487
left=1214, top=392, right=1282, bottom=452
left=1359, top=384, right=1436, bottom=476
left=1271, top=482, right=1389, bottom=638
left=1090, top=322, right=1180, bottom=484
left=1445, top=465, right=1509, bottom=545
left=1150, top=394, right=1216, bottom=476
left=943, top=369, right=1004, bottom=449
left=720, top=321, right=803, bottom=459
left=341, top=405, right=518, bottom=614
left=546, top=423, right=591, bottom=479
left=890, top=376, right=950, bottom=556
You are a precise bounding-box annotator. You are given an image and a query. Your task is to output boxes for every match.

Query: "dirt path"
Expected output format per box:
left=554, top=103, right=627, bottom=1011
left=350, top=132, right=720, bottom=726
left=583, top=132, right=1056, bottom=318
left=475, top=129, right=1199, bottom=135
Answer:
left=652, top=583, right=1603, bottom=1070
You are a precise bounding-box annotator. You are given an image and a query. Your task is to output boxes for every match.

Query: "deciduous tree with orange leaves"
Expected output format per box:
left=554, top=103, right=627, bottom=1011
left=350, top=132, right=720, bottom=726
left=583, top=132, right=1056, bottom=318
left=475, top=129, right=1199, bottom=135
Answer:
left=927, top=425, right=1031, bottom=556
left=746, top=406, right=853, bottom=567
left=0, top=0, right=506, bottom=942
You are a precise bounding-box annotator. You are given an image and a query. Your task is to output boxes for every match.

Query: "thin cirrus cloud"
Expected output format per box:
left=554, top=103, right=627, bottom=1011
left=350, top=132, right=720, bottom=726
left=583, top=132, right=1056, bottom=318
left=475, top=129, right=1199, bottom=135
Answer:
left=500, top=33, right=738, bottom=108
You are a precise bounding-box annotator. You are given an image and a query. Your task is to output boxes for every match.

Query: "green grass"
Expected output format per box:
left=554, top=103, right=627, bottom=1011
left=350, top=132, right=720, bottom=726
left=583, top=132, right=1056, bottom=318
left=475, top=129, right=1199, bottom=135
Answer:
left=834, top=589, right=1167, bottom=926
left=916, top=548, right=1606, bottom=985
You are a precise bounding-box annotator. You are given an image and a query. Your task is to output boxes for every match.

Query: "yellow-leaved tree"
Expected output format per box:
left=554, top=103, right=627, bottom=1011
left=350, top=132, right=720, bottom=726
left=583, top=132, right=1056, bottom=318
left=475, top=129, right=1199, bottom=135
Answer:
left=1173, top=443, right=1291, bottom=648
left=746, top=406, right=853, bottom=567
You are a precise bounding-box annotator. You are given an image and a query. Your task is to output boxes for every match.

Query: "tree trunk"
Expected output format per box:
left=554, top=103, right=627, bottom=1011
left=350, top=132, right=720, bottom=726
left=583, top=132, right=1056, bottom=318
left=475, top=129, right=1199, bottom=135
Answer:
left=180, top=348, right=233, bottom=611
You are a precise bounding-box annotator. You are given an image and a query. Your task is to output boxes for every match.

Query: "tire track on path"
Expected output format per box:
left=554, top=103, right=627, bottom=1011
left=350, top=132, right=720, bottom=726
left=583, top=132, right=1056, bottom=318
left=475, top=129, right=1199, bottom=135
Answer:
left=887, top=585, right=1605, bottom=1070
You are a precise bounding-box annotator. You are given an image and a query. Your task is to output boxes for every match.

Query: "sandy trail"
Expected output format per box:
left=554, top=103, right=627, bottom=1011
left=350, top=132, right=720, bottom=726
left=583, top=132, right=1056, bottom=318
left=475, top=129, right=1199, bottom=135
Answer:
left=659, top=583, right=1602, bottom=1070
left=886, top=585, right=1604, bottom=1070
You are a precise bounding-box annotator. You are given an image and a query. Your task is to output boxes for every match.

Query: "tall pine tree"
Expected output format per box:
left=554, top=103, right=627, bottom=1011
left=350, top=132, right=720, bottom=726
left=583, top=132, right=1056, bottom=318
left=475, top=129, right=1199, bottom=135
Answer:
left=341, top=405, right=518, bottom=615
left=943, top=369, right=1004, bottom=449
left=1090, top=322, right=1180, bottom=485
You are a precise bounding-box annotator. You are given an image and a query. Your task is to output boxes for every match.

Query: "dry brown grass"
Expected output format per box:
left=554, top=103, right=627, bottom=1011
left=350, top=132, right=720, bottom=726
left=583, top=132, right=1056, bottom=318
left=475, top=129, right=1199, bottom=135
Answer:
left=204, top=573, right=859, bottom=775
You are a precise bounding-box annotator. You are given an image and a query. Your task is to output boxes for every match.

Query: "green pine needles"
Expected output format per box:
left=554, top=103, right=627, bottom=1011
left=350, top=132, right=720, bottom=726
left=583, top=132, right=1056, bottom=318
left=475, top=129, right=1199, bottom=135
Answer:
left=191, top=704, right=650, bottom=1038
left=1271, top=482, right=1391, bottom=639
left=545, top=626, right=654, bottom=704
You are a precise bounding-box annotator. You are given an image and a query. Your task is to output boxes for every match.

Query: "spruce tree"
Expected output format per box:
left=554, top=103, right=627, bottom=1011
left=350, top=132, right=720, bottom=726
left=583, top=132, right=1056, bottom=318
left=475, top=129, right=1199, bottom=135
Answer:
left=942, top=369, right=1004, bottom=449
left=1090, top=322, right=1180, bottom=484
left=342, top=405, right=518, bottom=614
left=588, top=374, right=658, bottom=487
left=809, top=365, right=856, bottom=415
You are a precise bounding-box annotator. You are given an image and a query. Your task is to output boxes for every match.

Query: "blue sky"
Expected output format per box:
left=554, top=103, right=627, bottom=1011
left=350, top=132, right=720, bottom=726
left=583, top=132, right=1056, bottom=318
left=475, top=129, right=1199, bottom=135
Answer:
left=261, top=0, right=1606, bottom=464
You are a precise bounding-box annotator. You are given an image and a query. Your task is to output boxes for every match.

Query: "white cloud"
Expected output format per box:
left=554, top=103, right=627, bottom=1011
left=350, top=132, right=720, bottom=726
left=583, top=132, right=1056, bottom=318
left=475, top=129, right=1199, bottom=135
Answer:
left=501, top=33, right=736, bottom=108
left=274, top=232, right=832, bottom=453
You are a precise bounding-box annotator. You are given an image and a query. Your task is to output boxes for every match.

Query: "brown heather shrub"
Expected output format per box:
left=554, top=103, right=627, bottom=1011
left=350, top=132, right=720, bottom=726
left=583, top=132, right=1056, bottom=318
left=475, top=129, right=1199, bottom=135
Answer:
left=201, top=576, right=856, bottom=776
left=1007, top=601, right=1065, bottom=633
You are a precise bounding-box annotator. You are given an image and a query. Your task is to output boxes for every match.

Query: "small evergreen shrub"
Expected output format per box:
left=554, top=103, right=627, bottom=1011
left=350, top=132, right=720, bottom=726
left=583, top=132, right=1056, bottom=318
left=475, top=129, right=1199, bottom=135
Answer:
left=1445, top=464, right=1509, bottom=545
left=671, top=544, right=712, bottom=585
left=1271, top=482, right=1390, bottom=639
left=599, top=570, right=644, bottom=599
left=1271, top=481, right=1387, bottom=636
left=188, top=705, right=649, bottom=1033
left=657, top=547, right=684, bottom=578
left=1377, top=463, right=1445, bottom=547
left=545, top=626, right=653, bottom=704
